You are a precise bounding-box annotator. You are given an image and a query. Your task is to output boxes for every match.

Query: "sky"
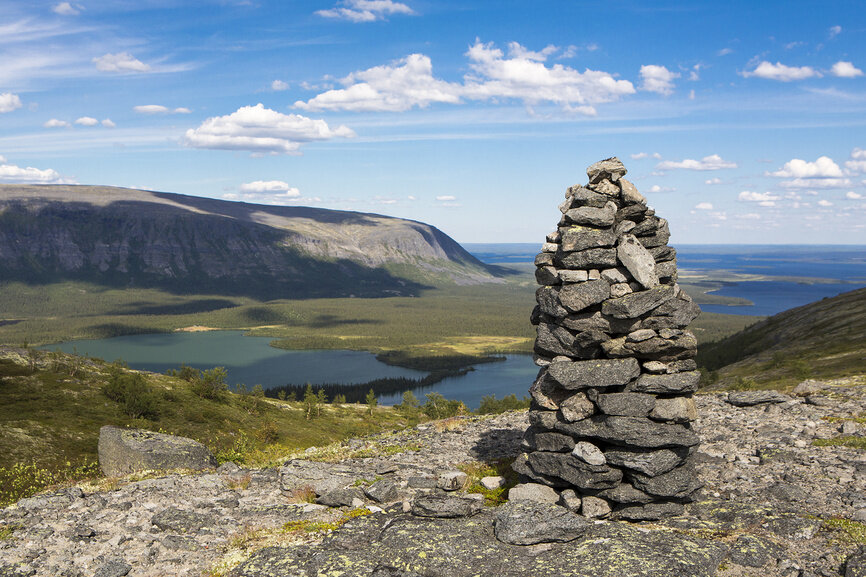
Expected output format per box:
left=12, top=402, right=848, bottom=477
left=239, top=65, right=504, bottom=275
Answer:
left=1, top=0, right=865, bottom=244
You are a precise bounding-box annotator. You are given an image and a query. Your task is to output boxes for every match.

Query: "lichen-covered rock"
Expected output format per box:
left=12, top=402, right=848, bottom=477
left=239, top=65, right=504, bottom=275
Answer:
left=494, top=501, right=591, bottom=545
left=97, top=426, right=216, bottom=477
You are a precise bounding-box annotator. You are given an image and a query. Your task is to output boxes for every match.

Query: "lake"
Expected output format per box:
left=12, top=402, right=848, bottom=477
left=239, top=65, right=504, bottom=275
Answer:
left=41, top=331, right=537, bottom=409
left=466, top=243, right=866, bottom=316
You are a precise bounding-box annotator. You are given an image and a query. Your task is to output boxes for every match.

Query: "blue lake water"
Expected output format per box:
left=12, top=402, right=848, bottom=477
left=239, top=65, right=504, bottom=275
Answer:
left=466, top=243, right=866, bottom=317
left=377, top=355, right=537, bottom=409
left=40, top=331, right=537, bottom=409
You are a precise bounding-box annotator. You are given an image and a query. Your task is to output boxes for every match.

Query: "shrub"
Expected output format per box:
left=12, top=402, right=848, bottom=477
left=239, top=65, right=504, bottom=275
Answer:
left=191, top=367, right=229, bottom=401
left=365, top=388, right=378, bottom=415
left=422, top=392, right=466, bottom=419
left=102, top=370, right=159, bottom=420
left=476, top=394, right=530, bottom=415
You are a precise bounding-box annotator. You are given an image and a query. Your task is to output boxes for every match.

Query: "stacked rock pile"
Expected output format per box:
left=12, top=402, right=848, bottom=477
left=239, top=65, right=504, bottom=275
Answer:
left=514, top=157, right=703, bottom=521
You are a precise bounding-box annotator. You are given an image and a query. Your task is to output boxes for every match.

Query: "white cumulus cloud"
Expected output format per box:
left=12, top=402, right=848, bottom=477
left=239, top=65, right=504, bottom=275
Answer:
left=831, top=61, right=864, bottom=78
left=44, top=118, right=70, bottom=128
left=93, top=52, right=151, bottom=73
left=829, top=25, right=842, bottom=38
left=779, top=178, right=852, bottom=189
left=846, top=148, right=866, bottom=173
left=769, top=156, right=844, bottom=178
left=272, top=80, right=289, bottom=91
left=133, top=105, right=191, bottom=115
left=74, top=116, right=99, bottom=126
left=436, top=195, right=456, bottom=201
left=817, top=199, right=834, bottom=207
left=846, top=191, right=863, bottom=199
left=134, top=105, right=169, bottom=114
left=52, top=2, right=81, bottom=15
left=639, top=65, right=680, bottom=95
left=295, top=54, right=462, bottom=112
left=742, top=61, right=820, bottom=81
left=657, top=154, right=737, bottom=171
left=694, top=202, right=713, bottom=210
left=183, top=103, right=356, bottom=155
left=101, top=118, right=115, bottom=127
left=0, top=93, right=23, bottom=113
left=631, top=152, right=662, bottom=160
left=705, top=177, right=722, bottom=185
left=316, top=0, right=414, bottom=22
left=239, top=180, right=299, bottom=195
left=0, top=157, right=73, bottom=184
left=739, top=191, right=780, bottom=203
left=295, top=41, right=636, bottom=115
left=462, top=40, right=635, bottom=114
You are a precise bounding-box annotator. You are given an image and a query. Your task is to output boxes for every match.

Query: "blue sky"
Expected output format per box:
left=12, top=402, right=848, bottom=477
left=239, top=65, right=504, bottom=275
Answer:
left=1, top=0, right=865, bottom=244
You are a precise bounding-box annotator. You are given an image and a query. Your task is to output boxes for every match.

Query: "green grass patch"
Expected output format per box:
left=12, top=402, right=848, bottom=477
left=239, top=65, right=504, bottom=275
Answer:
left=459, top=458, right=519, bottom=506
left=821, top=517, right=866, bottom=545
left=812, top=436, right=866, bottom=450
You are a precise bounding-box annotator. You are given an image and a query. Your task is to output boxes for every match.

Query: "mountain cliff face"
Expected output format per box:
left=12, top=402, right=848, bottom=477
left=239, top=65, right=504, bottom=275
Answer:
left=0, top=185, right=502, bottom=298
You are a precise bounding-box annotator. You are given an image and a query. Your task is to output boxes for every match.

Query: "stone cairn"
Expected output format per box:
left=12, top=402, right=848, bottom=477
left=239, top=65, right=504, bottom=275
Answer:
left=514, top=157, right=703, bottom=521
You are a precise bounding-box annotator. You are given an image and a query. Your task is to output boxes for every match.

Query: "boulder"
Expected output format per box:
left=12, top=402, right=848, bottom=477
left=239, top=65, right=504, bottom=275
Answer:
left=595, top=392, right=655, bottom=417
left=628, top=371, right=701, bottom=394
left=587, top=157, right=627, bottom=183
left=527, top=451, right=622, bottom=491
left=601, top=284, right=677, bottom=319
left=558, top=416, right=700, bottom=449
left=494, top=502, right=591, bottom=545
left=98, top=426, right=216, bottom=477
left=580, top=496, right=611, bottom=519
left=559, top=279, right=611, bottom=313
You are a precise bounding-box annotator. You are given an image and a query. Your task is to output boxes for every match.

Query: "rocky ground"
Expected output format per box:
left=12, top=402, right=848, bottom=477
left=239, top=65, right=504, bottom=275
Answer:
left=1, top=376, right=865, bottom=577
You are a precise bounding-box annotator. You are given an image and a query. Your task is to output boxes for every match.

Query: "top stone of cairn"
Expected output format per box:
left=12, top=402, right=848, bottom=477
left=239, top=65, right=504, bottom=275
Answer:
left=586, top=157, right=628, bottom=184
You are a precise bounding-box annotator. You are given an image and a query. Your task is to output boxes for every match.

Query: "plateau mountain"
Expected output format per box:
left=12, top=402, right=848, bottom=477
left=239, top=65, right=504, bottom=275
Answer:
left=0, top=185, right=504, bottom=298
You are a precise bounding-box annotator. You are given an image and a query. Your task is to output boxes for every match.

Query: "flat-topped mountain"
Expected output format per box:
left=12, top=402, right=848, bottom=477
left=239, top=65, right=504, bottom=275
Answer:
left=0, top=185, right=504, bottom=298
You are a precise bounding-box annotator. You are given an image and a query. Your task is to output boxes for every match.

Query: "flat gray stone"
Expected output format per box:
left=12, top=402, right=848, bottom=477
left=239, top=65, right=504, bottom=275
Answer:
left=619, top=178, right=646, bottom=205
left=508, top=482, right=559, bottom=504
left=572, top=441, right=606, bottom=465
left=598, top=483, right=654, bottom=504
left=560, top=226, right=617, bottom=252
left=559, top=391, right=596, bottom=422
left=536, top=286, right=569, bottom=318
left=604, top=447, right=689, bottom=477
left=527, top=451, right=622, bottom=491
left=596, top=392, right=655, bottom=417
left=557, top=247, right=618, bottom=269
left=602, top=284, right=677, bottom=319
left=726, top=391, right=792, bottom=406
left=411, top=495, right=483, bottom=518
left=580, top=496, right=611, bottom=519
left=316, top=487, right=364, bottom=507
left=846, top=545, right=866, bottom=577
left=494, top=501, right=591, bottom=545
left=559, top=279, right=611, bottom=313
left=547, top=358, right=640, bottom=390
left=558, top=416, right=700, bottom=449
left=98, top=426, right=217, bottom=477
left=650, top=397, right=697, bottom=423
left=564, top=203, right=616, bottom=227
left=629, top=371, right=701, bottom=394
left=628, top=462, right=703, bottom=499
left=617, top=234, right=659, bottom=289
left=569, top=185, right=610, bottom=207
left=364, top=479, right=399, bottom=503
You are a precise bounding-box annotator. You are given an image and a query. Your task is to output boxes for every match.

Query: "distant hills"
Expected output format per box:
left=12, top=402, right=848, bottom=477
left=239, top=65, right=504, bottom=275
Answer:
left=0, top=185, right=505, bottom=299
left=698, top=286, right=866, bottom=388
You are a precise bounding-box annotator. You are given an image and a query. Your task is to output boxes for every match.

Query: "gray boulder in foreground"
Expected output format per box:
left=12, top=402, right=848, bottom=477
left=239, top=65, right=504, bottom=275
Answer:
left=494, top=501, right=590, bottom=545
left=726, top=390, right=792, bottom=407
left=97, top=426, right=216, bottom=477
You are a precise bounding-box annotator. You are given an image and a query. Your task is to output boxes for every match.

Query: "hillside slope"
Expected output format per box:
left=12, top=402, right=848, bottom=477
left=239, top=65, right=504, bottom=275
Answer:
left=698, top=286, right=866, bottom=387
left=0, top=185, right=503, bottom=298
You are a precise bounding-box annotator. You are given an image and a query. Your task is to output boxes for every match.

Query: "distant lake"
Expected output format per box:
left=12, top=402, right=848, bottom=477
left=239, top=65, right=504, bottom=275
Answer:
left=40, top=331, right=536, bottom=409
left=466, top=243, right=866, bottom=316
